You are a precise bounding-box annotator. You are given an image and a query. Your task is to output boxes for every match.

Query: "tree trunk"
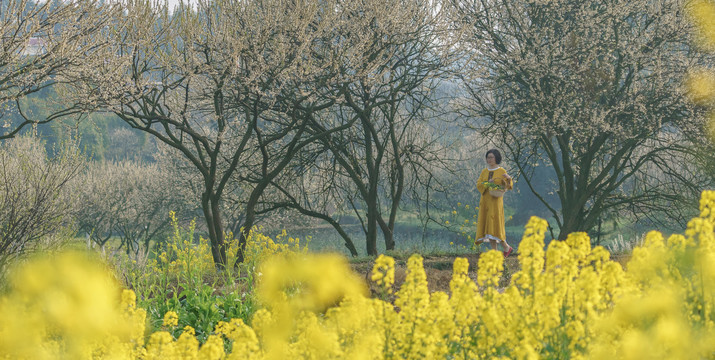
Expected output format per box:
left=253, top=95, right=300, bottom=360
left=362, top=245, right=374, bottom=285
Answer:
left=378, top=217, right=395, bottom=251
left=201, top=191, right=227, bottom=269
left=558, top=206, right=591, bottom=240
left=337, top=225, right=359, bottom=256
left=382, top=164, right=403, bottom=251
left=365, top=187, right=379, bottom=256
left=366, top=212, right=378, bottom=256
left=233, top=181, right=269, bottom=268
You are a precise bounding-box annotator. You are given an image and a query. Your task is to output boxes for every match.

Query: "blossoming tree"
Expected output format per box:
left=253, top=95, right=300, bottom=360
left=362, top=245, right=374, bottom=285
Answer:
left=69, top=0, right=441, bottom=267
left=263, top=0, right=455, bottom=256
left=0, top=0, right=117, bottom=139
left=451, top=0, right=715, bottom=239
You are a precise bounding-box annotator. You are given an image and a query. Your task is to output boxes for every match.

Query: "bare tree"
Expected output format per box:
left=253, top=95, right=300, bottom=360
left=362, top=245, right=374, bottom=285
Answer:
left=0, top=136, right=84, bottom=269
left=76, top=160, right=180, bottom=256
left=241, top=0, right=458, bottom=257
left=451, top=0, right=714, bottom=239
left=303, top=89, right=454, bottom=255
left=291, top=0, right=454, bottom=256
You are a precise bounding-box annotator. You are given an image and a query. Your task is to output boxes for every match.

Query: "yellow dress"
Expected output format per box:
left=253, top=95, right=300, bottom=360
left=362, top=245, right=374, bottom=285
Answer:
left=475, top=167, right=513, bottom=243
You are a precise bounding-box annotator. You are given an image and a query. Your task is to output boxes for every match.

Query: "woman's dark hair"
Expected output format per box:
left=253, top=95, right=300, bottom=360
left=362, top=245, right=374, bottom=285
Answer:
left=486, top=149, right=502, bottom=164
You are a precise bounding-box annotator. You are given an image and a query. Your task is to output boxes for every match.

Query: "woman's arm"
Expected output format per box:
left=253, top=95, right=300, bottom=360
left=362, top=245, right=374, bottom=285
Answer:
left=502, top=171, right=513, bottom=190
left=476, top=169, right=488, bottom=194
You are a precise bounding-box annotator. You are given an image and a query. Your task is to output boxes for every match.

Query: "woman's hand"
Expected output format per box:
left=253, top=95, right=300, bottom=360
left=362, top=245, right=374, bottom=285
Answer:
left=502, top=174, right=512, bottom=181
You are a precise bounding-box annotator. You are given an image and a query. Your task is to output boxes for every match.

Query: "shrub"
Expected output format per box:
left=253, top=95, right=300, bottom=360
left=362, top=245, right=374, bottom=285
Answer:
left=110, top=214, right=307, bottom=343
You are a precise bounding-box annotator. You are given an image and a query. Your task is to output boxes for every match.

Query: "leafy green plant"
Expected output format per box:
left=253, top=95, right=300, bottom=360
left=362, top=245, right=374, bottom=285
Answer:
left=109, top=212, right=304, bottom=343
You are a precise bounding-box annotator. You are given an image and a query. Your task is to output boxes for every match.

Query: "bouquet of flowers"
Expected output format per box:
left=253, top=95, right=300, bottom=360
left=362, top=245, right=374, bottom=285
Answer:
left=481, top=181, right=506, bottom=197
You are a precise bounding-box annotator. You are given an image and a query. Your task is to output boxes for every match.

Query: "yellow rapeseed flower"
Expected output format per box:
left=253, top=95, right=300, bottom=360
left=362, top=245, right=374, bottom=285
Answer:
left=0, top=252, right=145, bottom=359
left=2, top=192, right=715, bottom=359
left=371, top=254, right=396, bottom=294
left=163, top=311, right=179, bottom=328
left=258, top=253, right=367, bottom=314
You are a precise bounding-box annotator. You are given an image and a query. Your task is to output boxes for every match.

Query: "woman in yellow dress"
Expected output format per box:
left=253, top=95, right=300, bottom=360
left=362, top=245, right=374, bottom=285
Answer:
left=475, top=149, right=514, bottom=257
